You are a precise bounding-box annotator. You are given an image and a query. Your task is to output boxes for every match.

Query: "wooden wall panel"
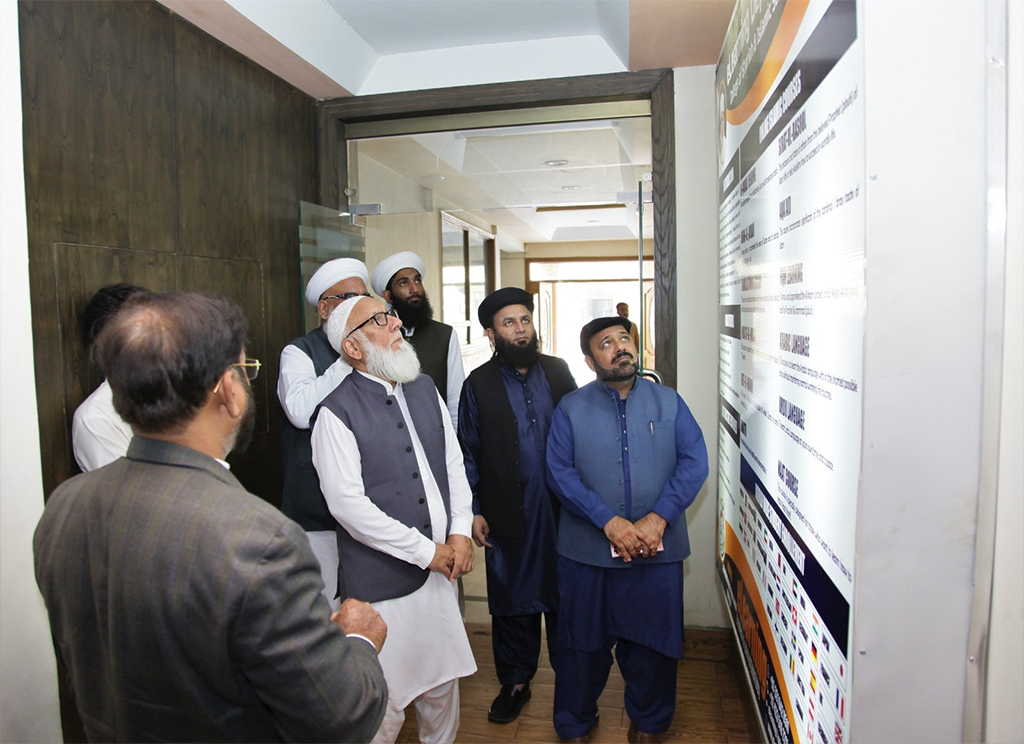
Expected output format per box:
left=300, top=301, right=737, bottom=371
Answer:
left=177, top=255, right=273, bottom=486
left=20, top=1, right=315, bottom=506
left=19, top=1, right=178, bottom=254
left=651, top=70, right=677, bottom=389
left=20, top=0, right=179, bottom=496
left=54, top=244, right=177, bottom=471
left=173, top=15, right=317, bottom=497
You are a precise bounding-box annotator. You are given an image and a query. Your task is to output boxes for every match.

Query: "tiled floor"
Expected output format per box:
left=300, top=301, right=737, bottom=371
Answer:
left=396, top=623, right=759, bottom=743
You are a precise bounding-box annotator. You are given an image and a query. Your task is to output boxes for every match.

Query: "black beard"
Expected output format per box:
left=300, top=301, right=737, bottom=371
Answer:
left=594, top=350, right=639, bottom=383
left=232, top=381, right=257, bottom=454
left=494, top=332, right=540, bottom=369
left=390, top=292, right=434, bottom=329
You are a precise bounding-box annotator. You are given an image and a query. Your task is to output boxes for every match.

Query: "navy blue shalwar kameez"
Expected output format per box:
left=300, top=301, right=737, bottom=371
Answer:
left=459, top=361, right=561, bottom=685
left=547, top=386, right=708, bottom=740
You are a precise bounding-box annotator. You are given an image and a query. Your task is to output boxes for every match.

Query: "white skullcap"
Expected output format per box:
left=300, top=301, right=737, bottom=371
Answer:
left=325, top=295, right=375, bottom=354
left=305, top=258, right=369, bottom=306
left=370, top=251, right=427, bottom=298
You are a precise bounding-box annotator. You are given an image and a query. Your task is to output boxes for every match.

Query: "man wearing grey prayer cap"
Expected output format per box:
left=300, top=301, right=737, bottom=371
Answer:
left=277, top=257, right=370, bottom=610
left=371, top=251, right=464, bottom=429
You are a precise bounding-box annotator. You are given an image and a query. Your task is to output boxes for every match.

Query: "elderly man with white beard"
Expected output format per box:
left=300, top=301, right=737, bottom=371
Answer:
left=311, top=295, right=477, bottom=744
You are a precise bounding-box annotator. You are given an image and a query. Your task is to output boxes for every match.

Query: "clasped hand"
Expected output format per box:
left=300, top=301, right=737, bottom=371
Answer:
left=603, top=513, right=667, bottom=563
left=428, top=534, right=475, bottom=580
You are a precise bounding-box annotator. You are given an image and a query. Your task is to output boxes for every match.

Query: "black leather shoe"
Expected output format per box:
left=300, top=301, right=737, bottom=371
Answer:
left=488, top=683, right=532, bottom=723
left=627, top=721, right=662, bottom=743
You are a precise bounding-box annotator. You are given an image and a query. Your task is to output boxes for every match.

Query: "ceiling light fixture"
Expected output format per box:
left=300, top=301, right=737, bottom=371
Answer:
left=544, top=159, right=569, bottom=167
left=422, top=174, right=445, bottom=182
left=562, top=185, right=580, bottom=190
left=536, top=203, right=621, bottom=212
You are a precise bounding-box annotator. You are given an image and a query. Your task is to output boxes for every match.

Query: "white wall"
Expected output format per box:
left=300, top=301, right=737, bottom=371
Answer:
left=985, top=1, right=1024, bottom=740
left=674, top=66, right=730, bottom=629
left=852, top=1, right=993, bottom=739
left=0, top=0, right=61, bottom=738
left=362, top=211, right=442, bottom=302
left=499, top=252, right=526, bottom=289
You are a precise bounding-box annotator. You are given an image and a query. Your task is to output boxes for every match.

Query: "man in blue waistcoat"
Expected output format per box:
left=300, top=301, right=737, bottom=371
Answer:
left=546, top=317, right=708, bottom=744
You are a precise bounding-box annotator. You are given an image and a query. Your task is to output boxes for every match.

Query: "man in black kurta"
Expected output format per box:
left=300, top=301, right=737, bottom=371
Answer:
left=371, top=251, right=464, bottom=428
left=458, top=287, right=576, bottom=723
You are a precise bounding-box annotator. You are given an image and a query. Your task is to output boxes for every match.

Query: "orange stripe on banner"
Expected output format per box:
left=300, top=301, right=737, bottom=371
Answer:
left=725, top=521, right=798, bottom=742
left=727, top=0, right=812, bottom=126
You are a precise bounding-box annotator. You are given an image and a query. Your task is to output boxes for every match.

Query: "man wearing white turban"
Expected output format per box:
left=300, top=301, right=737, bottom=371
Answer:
left=311, top=295, right=477, bottom=744
left=371, top=251, right=464, bottom=429
left=277, top=257, right=370, bottom=610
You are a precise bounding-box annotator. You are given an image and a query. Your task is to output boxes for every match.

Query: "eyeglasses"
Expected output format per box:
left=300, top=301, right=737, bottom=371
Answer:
left=322, top=292, right=371, bottom=302
left=213, top=358, right=261, bottom=393
left=346, top=309, right=400, bottom=338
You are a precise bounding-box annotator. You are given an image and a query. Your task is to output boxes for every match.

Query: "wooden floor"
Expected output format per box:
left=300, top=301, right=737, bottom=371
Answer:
left=396, top=623, right=760, bottom=743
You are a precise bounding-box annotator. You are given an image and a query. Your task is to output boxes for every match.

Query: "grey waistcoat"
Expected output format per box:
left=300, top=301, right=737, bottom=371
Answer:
left=279, top=326, right=339, bottom=531
left=315, top=371, right=451, bottom=603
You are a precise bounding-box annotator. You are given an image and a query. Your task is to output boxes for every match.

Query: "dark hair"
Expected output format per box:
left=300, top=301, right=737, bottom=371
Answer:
left=579, top=316, right=632, bottom=358
left=81, top=284, right=148, bottom=348
left=94, top=292, right=248, bottom=434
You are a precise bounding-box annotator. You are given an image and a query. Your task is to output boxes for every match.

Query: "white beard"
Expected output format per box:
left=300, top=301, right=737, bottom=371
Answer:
left=359, top=334, right=421, bottom=385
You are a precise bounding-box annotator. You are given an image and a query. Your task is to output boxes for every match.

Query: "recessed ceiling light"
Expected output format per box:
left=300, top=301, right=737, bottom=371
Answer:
left=562, top=185, right=580, bottom=190
left=422, top=174, right=445, bottom=182
left=545, top=159, right=569, bottom=167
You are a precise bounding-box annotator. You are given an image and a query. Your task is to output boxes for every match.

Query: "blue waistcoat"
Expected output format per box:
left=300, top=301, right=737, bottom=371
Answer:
left=316, top=372, right=450, bottom=603
left=556, top=378, right=690, bottom=568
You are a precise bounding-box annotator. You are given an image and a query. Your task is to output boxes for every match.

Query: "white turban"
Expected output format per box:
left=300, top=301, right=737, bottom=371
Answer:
left=325, top=295, right=373, bottom=354
left=305, top=258, right=369, bottom=306
left=370, top=251, right=427, bottom=298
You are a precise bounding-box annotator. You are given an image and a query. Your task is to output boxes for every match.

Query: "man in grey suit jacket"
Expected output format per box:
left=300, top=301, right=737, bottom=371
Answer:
left=34, top=291, right=389, bottom=743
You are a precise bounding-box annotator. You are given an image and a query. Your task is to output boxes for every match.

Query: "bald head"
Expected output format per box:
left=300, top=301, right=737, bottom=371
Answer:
left=96, top=292, right=248, bottom=434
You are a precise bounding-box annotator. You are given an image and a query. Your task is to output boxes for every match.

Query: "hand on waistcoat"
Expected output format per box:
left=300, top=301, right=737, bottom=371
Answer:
left=429, top=542, right=457, bottom=580
left=603, top=516, right=644, bottom=563
left=447, top=534, right=475, bottom=579
left=331, top=598, right=388, bottom=653
left=472, top=515, right=493, bottom=548
left=634, top=512, right=668, bottom=558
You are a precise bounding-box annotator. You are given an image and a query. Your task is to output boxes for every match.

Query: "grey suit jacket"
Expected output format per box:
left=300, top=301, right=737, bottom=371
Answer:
left=34, top=437, right=387, bottom=743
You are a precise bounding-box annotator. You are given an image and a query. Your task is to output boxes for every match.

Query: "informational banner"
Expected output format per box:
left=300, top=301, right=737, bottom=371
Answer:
left=716, top=2, right=864, bottom=743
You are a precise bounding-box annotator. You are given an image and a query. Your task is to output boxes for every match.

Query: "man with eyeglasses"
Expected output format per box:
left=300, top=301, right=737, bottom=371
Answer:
left=371, top=251, right=464, bottom=428
left=278, top=257, right=370, bottom=609
left=457, top=287, right=577, bottom=725
left=35, top=291, right=389, bottom=742
left=311, top=295, right=476, bottom=744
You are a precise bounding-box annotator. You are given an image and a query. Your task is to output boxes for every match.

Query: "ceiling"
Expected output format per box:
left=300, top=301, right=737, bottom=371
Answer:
left=351, top=115, right=655, bottom=245
left=158, top=0, right=736, bottom=246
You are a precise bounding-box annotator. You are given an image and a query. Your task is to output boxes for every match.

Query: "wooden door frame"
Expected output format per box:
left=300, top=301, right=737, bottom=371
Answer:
left=316, top=69, right=678, bottom=387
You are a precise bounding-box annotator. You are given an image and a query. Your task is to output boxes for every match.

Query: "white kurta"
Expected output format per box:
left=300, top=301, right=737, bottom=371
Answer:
left=72, top=380, right=134, bottom=472
left=311, top=371, right=477, bottom=708
left=277, top=342, right=352, bottom=430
